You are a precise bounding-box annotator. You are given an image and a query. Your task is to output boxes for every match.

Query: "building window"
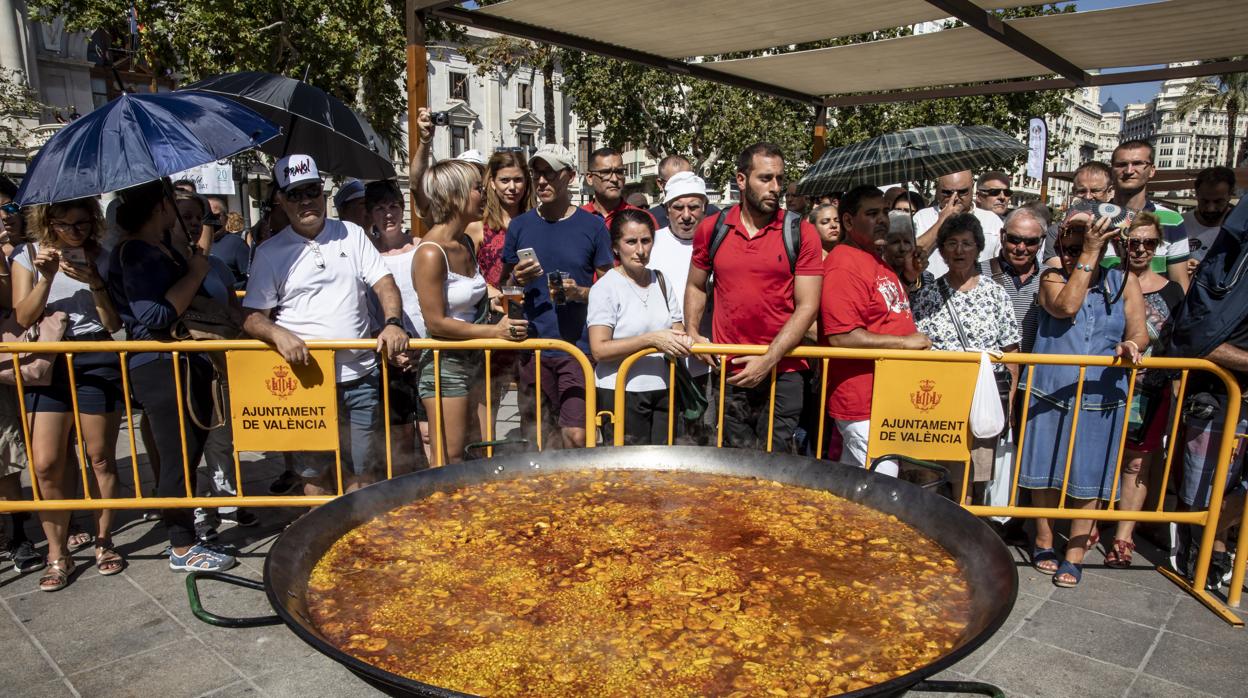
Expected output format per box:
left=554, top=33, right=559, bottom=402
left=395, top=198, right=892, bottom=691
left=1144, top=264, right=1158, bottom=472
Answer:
left=91, top=77, right=109, bottom=109
left=578, top=137, right=591, bottom=170
left=518, top=131, right=535, bottom=150
left=449, top=71, right=469, bottom=103
left=450, top=125, right=469, bottom=157
left=517, top=82, right=532, bottom=111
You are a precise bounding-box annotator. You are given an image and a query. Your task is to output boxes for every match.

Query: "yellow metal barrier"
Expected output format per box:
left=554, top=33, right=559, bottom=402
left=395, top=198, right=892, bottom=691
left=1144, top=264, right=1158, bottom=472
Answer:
left=0, top=337, right=596, bottom=512
left=1224, top=431, right=1248, bottom=608
left=612, top=343, right=1244, bottom=625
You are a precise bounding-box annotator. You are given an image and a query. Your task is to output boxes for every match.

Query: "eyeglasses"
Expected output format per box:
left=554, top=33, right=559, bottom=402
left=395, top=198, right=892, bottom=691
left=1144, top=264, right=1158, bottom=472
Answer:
left=1073, top=187, right=1110, bottom=197
left=942, top=240, right=978, bottom=252
left=589, top=168, right=627, bottom=179
left=1111, top=160, right=1152, bottom=170
left=940, top=188, right=971, bottom=197
left=978, top=188, right=1013, bottom=197
left=307, top=241, right=326, bottom=270
left=284, top=184, right=323, bottom=202
left=50, top=221, right=92, bottom=235
left=0, top=202, right=19, bottom=215
left=1125, top=237, right=1159, bottom=252
left=1004, top=233, right=1041, bottom=247
left=1059, top=244, right=1084, bottom=258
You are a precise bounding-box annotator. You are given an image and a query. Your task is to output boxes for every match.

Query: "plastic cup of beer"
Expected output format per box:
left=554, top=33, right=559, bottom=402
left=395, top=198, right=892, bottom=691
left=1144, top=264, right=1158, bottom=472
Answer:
left=501, top=285, right=524, bottom=319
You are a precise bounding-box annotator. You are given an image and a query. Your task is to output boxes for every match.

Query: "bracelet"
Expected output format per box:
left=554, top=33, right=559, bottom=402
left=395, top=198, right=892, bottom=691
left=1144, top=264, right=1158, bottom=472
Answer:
left=1074, top=262, right=1095, bottom=273
left=1122, top=339, right=1141, bottom=354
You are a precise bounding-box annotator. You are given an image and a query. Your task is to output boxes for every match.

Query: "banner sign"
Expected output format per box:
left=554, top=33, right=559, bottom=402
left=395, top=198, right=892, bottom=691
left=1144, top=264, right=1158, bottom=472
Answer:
left=868, top=359, right=978, bottom=461
left=1026, top=117, right=1047, bottom=182
left=226, top=350, right=337, bottom=452
left=172, top=162, right=236, bottom=196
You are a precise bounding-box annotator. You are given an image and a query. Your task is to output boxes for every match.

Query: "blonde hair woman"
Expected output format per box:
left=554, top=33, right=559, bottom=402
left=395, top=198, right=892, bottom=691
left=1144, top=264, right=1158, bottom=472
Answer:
left=413, top=161, right=528, bottom=464
left=12, top=197, right=124, bottom=591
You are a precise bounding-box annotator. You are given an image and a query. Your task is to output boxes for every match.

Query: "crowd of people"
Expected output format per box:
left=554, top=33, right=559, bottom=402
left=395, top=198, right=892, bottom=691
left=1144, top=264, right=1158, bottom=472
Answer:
left=0, top=111, right=1244, bottom=597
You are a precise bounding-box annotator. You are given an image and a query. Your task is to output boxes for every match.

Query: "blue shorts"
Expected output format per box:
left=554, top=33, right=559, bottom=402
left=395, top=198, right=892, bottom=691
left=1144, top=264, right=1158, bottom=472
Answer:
left=294, top=370, right=382, bottom=480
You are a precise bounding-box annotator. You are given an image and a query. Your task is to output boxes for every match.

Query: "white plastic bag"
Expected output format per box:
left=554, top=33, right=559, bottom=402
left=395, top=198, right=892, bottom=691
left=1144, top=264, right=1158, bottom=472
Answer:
left=986, top=425, right=1015, bottom=523
left=969, top=351, right=1005, bottom=439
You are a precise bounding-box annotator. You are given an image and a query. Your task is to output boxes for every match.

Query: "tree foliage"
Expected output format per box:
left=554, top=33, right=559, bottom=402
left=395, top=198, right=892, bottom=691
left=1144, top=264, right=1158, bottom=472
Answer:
left=0, top=68, right=47, bottom=152
left=25, top=0, right=465, bottom=159
left=1174, top=59, right=1248, bottom=168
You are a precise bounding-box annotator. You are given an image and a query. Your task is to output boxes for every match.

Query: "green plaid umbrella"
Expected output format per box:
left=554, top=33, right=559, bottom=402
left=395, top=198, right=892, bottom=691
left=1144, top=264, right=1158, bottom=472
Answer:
left=795, top=124, right=1027, bottom=196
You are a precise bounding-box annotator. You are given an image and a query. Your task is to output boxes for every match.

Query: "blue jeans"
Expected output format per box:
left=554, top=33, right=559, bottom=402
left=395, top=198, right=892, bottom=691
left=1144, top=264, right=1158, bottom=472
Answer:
left=294, top=370, right=382, bottom=480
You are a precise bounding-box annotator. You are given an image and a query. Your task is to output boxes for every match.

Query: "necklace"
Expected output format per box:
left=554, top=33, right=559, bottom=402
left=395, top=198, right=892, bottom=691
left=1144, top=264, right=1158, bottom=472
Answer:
left=616, top=267, right=653, bottom=307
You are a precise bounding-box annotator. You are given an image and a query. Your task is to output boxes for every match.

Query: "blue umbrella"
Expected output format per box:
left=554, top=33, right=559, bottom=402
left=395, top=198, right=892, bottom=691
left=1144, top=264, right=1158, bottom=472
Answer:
left=15, top=91, right=280, bottom=206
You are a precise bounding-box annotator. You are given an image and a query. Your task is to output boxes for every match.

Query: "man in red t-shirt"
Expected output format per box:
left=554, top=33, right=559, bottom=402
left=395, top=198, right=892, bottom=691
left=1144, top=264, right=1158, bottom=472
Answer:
left=684, top=143, right=823, bottom=451
left=580, top=147, right=656, bottom=230
left=822, top=185, right=931, bottom=469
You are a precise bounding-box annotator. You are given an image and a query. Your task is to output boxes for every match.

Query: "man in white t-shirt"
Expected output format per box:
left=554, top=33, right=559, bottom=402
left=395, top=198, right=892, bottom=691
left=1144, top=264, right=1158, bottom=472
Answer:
left=1182, top=165, right=1236, bottom=266
left=243, top=154, right=409, bottom=496
left=647, top=171, right=714, bottom=443
left=912, top=170, right=1002, bottom=277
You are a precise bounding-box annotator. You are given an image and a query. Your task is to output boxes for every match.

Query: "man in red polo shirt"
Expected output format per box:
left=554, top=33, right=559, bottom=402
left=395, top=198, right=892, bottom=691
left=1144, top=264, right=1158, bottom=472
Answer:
left=684, top=142, right=823, bottom=451
left=581, top=147, right=656, bottom=230
left=822, top=185, right=931, bottom=471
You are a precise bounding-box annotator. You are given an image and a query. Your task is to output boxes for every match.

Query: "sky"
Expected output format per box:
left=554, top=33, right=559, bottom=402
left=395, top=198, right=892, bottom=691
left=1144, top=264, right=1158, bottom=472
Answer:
left=1057, top=0, right=1163, bottom=107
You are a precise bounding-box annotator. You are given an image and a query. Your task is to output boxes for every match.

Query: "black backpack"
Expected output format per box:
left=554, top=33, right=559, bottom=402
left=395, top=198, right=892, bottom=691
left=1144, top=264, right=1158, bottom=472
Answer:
left=707, top=207, right=804, bottom=274
left=1170, top=195, right=1248, bottom=358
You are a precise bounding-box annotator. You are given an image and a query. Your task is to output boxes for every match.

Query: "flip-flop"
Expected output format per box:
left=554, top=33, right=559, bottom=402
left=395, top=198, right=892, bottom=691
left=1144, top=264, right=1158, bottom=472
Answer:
left=1032, top=547, right=1059, bottom=575
left=1053, top=560, right=1083, bottom=588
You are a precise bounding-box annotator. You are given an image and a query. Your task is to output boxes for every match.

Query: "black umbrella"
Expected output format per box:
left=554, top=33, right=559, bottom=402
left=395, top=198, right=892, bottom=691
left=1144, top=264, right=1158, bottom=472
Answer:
left=181, top=71, right=396, bottom=180
left=795, top=125, right=1026, bottom=195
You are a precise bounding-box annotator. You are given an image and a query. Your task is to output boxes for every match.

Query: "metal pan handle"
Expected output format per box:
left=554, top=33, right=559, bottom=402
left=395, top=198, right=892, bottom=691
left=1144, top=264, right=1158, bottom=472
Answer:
left=186, top=571, right=283, bottom=628
left=868, top=454, right=950, bottom=492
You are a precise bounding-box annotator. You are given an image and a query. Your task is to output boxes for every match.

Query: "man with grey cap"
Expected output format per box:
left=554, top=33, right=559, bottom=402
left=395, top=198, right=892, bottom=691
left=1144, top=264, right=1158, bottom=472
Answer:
left=649, top=170, right=714, bottom=442
left=333, top=179, right=369, bottom=230
left=501, top=143, right=613, bottom=449
left=243, top=154, right=409, bottom=496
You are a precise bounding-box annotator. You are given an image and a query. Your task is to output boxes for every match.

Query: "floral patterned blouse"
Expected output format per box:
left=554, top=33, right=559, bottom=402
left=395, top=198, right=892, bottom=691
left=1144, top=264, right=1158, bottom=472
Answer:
left=477, top=224, right=507, bottom=288
left=911, top=274, right=1021, bottom=373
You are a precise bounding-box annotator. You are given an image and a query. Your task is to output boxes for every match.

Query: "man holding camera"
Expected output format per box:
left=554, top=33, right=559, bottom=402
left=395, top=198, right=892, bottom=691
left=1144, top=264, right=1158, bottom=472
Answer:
left=501, top=144, right=614, bottom=449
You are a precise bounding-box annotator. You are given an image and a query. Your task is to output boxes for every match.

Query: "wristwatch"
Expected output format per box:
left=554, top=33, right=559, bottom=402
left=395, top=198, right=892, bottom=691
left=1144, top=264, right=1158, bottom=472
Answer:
left=384, top=317, right=405, bottom=331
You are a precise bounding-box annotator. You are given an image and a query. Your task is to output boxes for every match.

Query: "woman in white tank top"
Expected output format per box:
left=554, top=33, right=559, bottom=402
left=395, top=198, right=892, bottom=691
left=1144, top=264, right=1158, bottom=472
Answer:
left=413, top=161, right=528, bottom=465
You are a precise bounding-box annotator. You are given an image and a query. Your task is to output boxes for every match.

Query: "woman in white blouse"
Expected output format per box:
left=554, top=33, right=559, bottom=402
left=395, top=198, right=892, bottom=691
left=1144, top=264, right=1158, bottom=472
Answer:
left=588, top=209, right=691, bottom=445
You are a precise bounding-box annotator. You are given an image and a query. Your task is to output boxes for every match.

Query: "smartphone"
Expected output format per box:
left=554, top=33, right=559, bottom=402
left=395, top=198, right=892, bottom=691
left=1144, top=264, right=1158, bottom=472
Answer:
left=61, top=247, right=87, bottom=266
left=517, top=248, right=539, bottom=267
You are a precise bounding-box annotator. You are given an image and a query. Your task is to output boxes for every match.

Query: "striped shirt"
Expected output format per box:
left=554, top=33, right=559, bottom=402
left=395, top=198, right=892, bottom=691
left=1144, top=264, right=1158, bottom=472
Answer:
left=980, top=256, right=1041, bottom=353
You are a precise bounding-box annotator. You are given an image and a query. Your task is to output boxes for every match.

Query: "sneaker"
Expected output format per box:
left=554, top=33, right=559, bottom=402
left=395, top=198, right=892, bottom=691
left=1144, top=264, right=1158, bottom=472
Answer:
left=268, top=470, right=300, bottom=496
left=222, top=509, right=260, bottom=527
left=9, top=541, right=45, bottom=574
left=169, top=542, right=236, bottom=572
left=1207, top=551, right=1232, bottom=592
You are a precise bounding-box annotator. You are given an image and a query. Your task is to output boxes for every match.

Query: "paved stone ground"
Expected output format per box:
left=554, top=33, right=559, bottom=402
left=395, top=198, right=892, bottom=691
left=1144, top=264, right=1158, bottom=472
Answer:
left=1, top=399, right=1245, bottom=697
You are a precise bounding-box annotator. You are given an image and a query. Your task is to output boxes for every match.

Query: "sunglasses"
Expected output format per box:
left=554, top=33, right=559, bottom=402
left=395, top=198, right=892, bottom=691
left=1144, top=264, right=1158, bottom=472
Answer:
left=978, top=188, right=1012, bottom=197
left=1125, top=238, right=1159, bottom=252
left=589, top=168, right=627, bottom=179
left=940, top=188, right=971, bottom=197
left=307, top=241, right=326, bottom=270
left=1004, top=233, right=1041, bottom=247
left=0, top=202, right=19, bottom=215
left=284, top=185, right=323, bottom=202
left=1059, top=244, right=1084, bottom=258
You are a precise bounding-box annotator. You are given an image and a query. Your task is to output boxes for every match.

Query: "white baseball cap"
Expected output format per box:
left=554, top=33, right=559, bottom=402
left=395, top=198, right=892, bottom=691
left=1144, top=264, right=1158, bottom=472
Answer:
left=529, top=143, right=577, bottom=173
left=663, top=171, right=708, bottom=205
left=274, top=154, right=321, bottom=191
left=456, top=149, right=486, bottom=166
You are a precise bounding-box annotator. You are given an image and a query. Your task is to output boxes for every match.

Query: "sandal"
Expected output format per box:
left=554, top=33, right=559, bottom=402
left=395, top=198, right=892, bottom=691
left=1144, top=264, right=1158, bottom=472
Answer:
left=1104, top=538, right=1136, bottom=569
left=1032, top=547, right=1060, bottom=575
left=67, top=525, right=93, bottom=551
left=94, top=538, right=126, bottom=576
left=1086, top=527, right=1101, bottom=552
left=1053, top=560, right=1083, bottom=588
left=38, top=556, right=76, bottom=592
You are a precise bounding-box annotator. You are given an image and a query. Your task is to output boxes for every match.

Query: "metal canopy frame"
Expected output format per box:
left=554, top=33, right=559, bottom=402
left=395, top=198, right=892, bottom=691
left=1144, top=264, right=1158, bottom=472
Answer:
left=427, top=1, right=1248, bottom=108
